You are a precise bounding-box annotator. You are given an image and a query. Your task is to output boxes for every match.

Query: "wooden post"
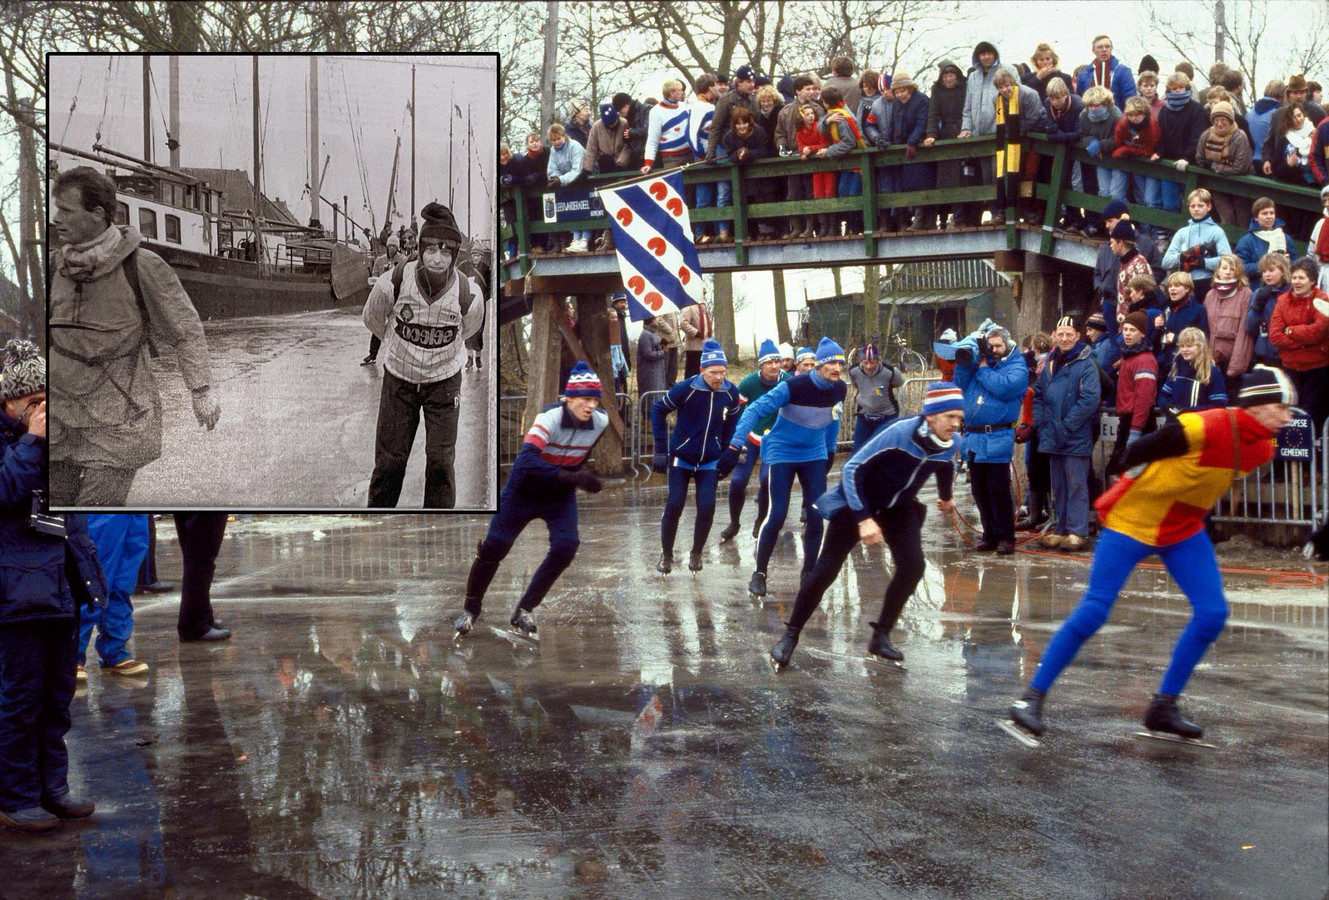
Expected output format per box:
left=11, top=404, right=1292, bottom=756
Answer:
left=771, top=271, right=792, bottom=347
left=863, top=263, right=880, bottom=341
left=567, top=295, right=625, bottom=474
left=713, top=272, right=737, bottom=363
left=524, top=293, right=563, bottom=430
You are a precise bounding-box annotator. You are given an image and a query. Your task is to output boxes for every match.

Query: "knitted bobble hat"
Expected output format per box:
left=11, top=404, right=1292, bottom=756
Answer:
left=564, top=361, right=602, bottom=398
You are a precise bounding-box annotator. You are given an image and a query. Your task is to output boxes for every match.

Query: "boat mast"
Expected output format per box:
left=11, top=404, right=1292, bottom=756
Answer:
left=383, top=135, right=401, bottom=239
left=449, top=88, right=454, bottom=209
left=169, top=57, right=180, bottom=168
left=252, top=55, right=265, bottom=268
left=309, top=56, right=322, bottom=230
left=142, top=57, right=151, bottom=163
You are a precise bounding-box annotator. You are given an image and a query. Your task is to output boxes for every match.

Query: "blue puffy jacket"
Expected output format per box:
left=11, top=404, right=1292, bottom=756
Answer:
left=0, top=412, right=107, bottom=624
left=1033, top=343, right=1102, bottom=456
left=1159, top=356, right=1228, bottom=412
left=651, top=374, right=743, bottom=467
left=1089, top=333, right=1122, bottom=406
left=1245, top=282, right=1284, bottom=366
left=1158, top=295, right=1210, bottom=372
left=1233, top=217, right=1301, bottom=279
left=954, top=338, right=1028, bottom=463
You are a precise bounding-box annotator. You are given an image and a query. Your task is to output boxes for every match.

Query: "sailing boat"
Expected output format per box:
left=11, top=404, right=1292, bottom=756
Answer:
left=48, top=56, right=371, bottom=320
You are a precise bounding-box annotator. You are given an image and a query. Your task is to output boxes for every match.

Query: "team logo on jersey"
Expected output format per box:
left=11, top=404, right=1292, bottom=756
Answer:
left=395, top=317, right=459, bottom=349
left=399, top=305, right=415, bottom=323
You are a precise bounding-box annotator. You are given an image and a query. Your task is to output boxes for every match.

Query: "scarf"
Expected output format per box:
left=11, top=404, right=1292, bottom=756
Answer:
left=58, top=224, right=122, bottom=283
left=1086, top=106, right=1109, bottom=122
left=827, top=105, right=866, bottom=149
left=1254, top=225, right=1289, bottom=256
left=1286, top=119, right=1315, bottom=159
left=1093, top=59, right=1114, bottom=93
left=1050, top=341, right=1086, bottom=372
left=1165, top=90, right=1191, bottom=111
left=1211, top=276, right=1239, bottom=299
left=1202, top=127, right=1234, bottom=165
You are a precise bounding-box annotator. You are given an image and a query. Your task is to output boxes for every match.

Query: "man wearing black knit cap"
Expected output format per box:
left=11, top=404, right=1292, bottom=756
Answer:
left=363, top=202, right=486, bottom=508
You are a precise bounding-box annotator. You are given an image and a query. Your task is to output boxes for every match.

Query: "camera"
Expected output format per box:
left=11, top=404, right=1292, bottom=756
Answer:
left=28, top=491, right=67, bottom=539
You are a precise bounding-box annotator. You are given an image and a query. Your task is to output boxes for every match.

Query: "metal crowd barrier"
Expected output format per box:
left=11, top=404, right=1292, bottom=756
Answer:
left=1210, top=407, right=1322, bottom=530
left=836, top=375, right=940, bottom=450
left=501, top=392, right=641, bottom=474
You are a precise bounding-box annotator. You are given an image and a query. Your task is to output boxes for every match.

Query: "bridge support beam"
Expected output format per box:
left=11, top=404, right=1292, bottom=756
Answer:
left=1013, top=253, right=1095, bottom=339
left=571, top=294, right=626, bottom=475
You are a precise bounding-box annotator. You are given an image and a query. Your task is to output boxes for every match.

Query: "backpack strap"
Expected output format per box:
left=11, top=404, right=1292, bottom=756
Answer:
left=121, top=250, right=159, bottom=359
left=391, top=256, right=409, bottom=302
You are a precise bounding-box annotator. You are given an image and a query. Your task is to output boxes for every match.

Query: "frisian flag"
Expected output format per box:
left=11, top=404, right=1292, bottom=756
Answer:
left=598, top=170, right=703, bottom=322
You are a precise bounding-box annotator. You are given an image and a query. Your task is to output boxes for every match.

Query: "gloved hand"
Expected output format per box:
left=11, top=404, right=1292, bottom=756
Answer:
left=651, top=452, right=668, bottom=474
left=1173, top=158, right=1189, bottom=172
left=546, top=177, right=561, bottom=191
left=1179, top=244, right=1205, bottom=272
left=904, top=144, right=917, bottom=161
left=500, top=174, right=515, bottom=187
left=1014, top=422, right=1032, bottom=443
left=1085, top=138, right=1101, bottom=157
left=715, top=446, right=741, bottom=479
left=191, top=388, right=220, bottom=430
left=572, top=470, right=603, bottom=493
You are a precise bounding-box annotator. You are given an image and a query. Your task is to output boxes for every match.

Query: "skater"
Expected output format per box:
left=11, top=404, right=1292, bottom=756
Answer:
left=847, top=342, right=904, bottom=451
left=453, top=362, right=608, bottom=640
left=718, top=339, right=788, bottom=542
left=1007, top=366, right=1298, bottom=742
left=650, top=340, right=742, bottom=573
left=717, top=336, right=847, bottom=598
left=363, top=202, right=485, bottom=509
left=770, top=383, right=963, bottom=669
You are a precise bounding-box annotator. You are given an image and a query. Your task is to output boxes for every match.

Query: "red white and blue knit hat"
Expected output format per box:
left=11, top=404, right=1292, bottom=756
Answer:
left=1235, top=365, right=1297, bottom=408
left=922, top=382, right=965, bottom=415
left=564, top=361, right=602, bottom=398
left=862, top=343, right=880, bottom=362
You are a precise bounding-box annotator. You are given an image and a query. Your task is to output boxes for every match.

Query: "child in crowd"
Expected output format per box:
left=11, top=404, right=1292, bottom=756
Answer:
left=797, top=103, right=837, bottom=238
left=1159, top=327, right=1227, bottom=415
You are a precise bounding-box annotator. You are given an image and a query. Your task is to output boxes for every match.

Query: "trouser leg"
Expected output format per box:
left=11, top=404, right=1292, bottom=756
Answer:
left=174, top=513, right=229, bottom=638
left=876, top=501, right=927, bottom=632
left=756, top=463, right=796, bottom=572
left=421, top=372, right=463, bottom=509
left=795, top=459, right=828, bottom=573
left=690, top=469, right=720, bottom=553
left=75, top=466, right=139, bottom=507
left=788, top=508, right=860, bottom=630
left=369, top=369, right=422, bottom=508
left=727, top=444, right=759, bottom=523
left=660, top=466, right=690, bottom=555
left=37, top=621, right=77, bottom=802
left=0, top=624, right=46, bottom=811
left=517, top=496, right=581, bottom=611
left=465, top=496, right=537, bottom=616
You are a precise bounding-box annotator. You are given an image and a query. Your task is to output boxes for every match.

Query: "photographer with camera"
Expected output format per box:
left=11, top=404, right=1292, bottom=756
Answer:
left=954, top=321, right=1028, bottom=555
left=0, top=339, right=108, bottom=833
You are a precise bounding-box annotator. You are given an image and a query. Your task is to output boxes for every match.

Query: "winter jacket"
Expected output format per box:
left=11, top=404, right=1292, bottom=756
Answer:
left=856, top=92, right=881, bottom=130
left=1033, top=342, right=1102, bottom=456
left=564, top=117, right=589, bottom=147
left=1158, top=294, right=1209, bottom=373
left=678, top=303, right=714, bottom=352
left=1159, top=357, right=1227, bottom=412
left=1247, top=96, right=1282, bottom=163
left=735, top=369, right=790, bottom=446
left=1194, top=126, right=1252, bottom=176
left=1245, top=282, right=1286, bottom=366
left=707, top=90, right=756, bottom=161
left=584, top=116, right=633, bottom=174
left=819, top=105, right=867, bottom=158
left=1162, top=216, right=1231, bottom=276
left=729, top=370, right=846, bottom=465
left=0, top=413, right=106, bottom=624
left=651, top=374, right=742, bottom=467
left=363, top=260, right=485, bottom=386
left=757, top=103, right=784, bottom=150
left=1263, top=121, right=1318, bottom=185
left=689, top=97, right=716, bottom=159
left=776, top=98, right=825, bottom=154
left=505, top=402, right=609, bottom=500
left=848, top=362, right=904, bottom=417
left=1269, top=286, right=1329, bottom=371
left=546, top=138, right=585, bottom=186
left=862, top=93, right=895, bottom=148
left=1090, top=332, right=1122, bottom=404
left=1203, top=284, right=1256, bottom=376
left=624, top=100, right=650, bottom=168
left=1074, top=55, right=1137, bottom=111
left=636, top=327, right=668, bottom=394
left=654, top=311, right=681, bottom=352
left=49, top=226, right=213, bottom=470
left=1116, top=341, right=1159, bottom=424
left=822, top=74, right=862, bottom=118
left=1078, top=104, right=1123, bottom=159
left=815, top=415, right=955, bottom=522
left=1308, top=118, right=1329, bottom=185
left=1156, top=100, right=1210, bottom=162
left=1115, top=248, right=1155, bottom=315
left=953, top=339, right=1028, bottom=463
left=1234, top=218, right=1299, bottom=279
left=500, top=151, right=536, bottom=189
left=720, top=123, right=773, bottom=167
left=1042, top=94, right=1085, bottom=144
left=962, top=42, right=1018, bottom=136
left=1111, top=113, right=1160, bottom=159
left=926, top=63, right=967, bottom=141
left=1002, top=83, right=1052, bottom=135
left=522, top=146, right=551, bottom=185
left=1023, top=68, right=1075, bottom=101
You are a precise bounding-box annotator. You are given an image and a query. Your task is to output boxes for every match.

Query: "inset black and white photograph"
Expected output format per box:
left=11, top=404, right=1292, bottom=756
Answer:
left=47, top=53, right=497, bottom=510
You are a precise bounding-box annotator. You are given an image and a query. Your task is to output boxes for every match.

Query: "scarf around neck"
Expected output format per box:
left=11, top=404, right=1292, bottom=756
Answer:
left=1165, top=90, right=1191, bottom=111
left=1093, top=59, right=1114, bottom=92
left=1202, top=126, right=1234, bottom=165
left=1287, top=120, right=1315, bottom=157
left=1212, top=277, right=1239, bottom=299
left=1254, top=225, right=1288, bottom=256
left=59, top=225, right=122, bottom=282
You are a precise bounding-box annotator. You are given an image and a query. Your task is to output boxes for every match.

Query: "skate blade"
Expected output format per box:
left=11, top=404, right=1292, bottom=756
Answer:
left=864, top=656, right=907, bottom=673
left=490, top=626, right=540, bottom=648
left=1132, top=730, right=1215, bottom=749
left=766, top=652, right=790, bottom=673
left=803, top=646, right=906, bottom=673
left=998, top=718, right=1041, bottom=747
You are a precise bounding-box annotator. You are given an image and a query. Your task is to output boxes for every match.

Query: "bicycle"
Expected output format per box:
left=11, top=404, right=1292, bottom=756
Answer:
left=886, top=333, right=929, bottom=375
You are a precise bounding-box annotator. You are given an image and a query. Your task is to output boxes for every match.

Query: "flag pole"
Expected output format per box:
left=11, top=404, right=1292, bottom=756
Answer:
left=592, top=159, right=713, bottom=193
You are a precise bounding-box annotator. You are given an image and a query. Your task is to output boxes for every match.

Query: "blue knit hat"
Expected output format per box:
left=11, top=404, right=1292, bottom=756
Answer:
left=922, top=382, right=965, bottom=415
left=757, top=338, right=781, bottom=364
left=600, top=103, right=617, bottom=127
left=564, top=361, right=602, bottom=398
left=796, top=346, right=816, bottom=364
left=700, top=338, right=727, bottom=369
left=814, top=336, right=846, bottom=365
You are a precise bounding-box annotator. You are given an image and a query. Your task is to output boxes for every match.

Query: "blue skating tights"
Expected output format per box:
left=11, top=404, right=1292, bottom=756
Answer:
left=661, top=466, right=719, bottom=555
left=1031, top=528, right=1228, bottom=696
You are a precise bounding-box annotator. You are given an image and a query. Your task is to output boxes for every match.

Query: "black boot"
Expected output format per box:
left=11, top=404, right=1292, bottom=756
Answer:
left=770, top=624, right=801, bottom=669
left=1144, top=693, right=1203, bottom=739
left=657, top=552, right=673, bottom=575
left=719, top=521, right=740, bottom=542
left=453, top=611, right=477, bottom=636
left=1016, top=491, right=1049, bottom=530
left=509, top=608, right=539, bottom=640
left=459, top=544, right=498, bottom=635
left=866, top=623, right=903, bottom=661
left=1009, top=686, right=1046, bottom=736
left=688, top=551, right=703, bottom=573
left=748, top=571, right=767, bottom=598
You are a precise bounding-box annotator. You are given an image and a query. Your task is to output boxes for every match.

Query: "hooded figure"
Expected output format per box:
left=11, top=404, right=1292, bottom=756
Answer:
left=962, top=41, right=1016, bottom=136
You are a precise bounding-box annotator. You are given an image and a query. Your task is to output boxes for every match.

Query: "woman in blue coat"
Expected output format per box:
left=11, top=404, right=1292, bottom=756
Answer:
left=1033, top=318, right=1102, bottom=551
left=0, top=340, right=107, bottom=832
left=954, top=323, right=1028, bottom=553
